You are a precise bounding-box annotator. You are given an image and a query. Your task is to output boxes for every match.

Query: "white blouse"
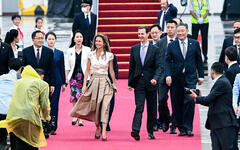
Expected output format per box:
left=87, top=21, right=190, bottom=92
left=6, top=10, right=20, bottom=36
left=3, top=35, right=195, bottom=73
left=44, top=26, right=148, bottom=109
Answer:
left=88, top=50, right=114, bottom=75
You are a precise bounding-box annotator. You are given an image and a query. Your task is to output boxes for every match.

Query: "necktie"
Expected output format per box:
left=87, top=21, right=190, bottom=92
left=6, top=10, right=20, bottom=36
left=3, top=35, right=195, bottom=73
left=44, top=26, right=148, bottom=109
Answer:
left=86, top=15, right=90, bottom=27
left=140, top=45, right=146, bottom=65
left=182, top=42, right=187, bottom=59
left=36, top=49, right=40, bottom=64
left=162, top=11, right=166, bottom=32
left=170, top=39, right=173, bottom=42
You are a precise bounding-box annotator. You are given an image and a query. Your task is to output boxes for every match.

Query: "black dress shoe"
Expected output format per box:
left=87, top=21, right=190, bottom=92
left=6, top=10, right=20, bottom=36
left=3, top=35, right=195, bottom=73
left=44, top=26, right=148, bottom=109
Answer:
left=131, top=131, right=140, bottom=141
left=153, top=125, right=158, bottom=132
left=148, top=133, right=155, bottom=140
left=178, top=130, right=186, bottom=136
left=158, top=124, right=163, bottom=130
left=186, top=130, right=194, bottom=137
left=162, top=123, right=169, bottom=132
left=44, top=133, right=49, bottom=139
left=170, top=125, right=177, bottom=134
left=106, top=124, right=111, bottom=131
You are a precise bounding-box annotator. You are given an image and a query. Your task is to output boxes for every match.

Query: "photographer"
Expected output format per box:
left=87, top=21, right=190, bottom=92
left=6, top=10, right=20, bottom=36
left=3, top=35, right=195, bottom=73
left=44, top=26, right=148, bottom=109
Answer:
left=189, top=62, right=238, bottom=150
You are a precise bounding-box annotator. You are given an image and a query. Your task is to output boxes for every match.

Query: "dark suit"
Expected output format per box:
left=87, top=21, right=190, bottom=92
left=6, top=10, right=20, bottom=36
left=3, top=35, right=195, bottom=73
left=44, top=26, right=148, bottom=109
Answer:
left=219, top=37, right=234, bottom=64
left=155, top=36, right=172, bottom=126
left=50, top=49, right=66, bottom=131
left=225, top=63, right=240, bottom=87
left=22, top=46, right=55, bottom=86
left=165, top=38, right=204, bottom=131
left=128, top=42, right=161, bottom=134
left=196, top=75, right=238, bottom=150
left=0, top=42, right=14, bottom=75
left=72, top=12, right=97, bottom=47
left=157, top=4, right=178, bottom=28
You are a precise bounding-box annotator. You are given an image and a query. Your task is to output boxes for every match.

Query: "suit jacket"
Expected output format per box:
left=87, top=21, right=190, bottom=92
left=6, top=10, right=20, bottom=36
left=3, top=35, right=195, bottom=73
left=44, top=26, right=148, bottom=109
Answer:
left=224, top=63, right=240, bottom=87
left=157, top=4, right=178, bottom=25
left=64, top=45, right=91, bottom=81
left=54, top=49, right=66, bottom=86
left=219, top=37, right=234, bottom=64
left=196, top=75, right=238, bottom=130
left=156, top=36, right=168, bottom=84
left=165, top=38, right=204, bottom=85
left=0, top=42, right=14, bottom=75
left=22, top=46, right=55, bottom=86
left=72, top=12, right=97, bottom=47
left=128, top=43, right=161, bottom=89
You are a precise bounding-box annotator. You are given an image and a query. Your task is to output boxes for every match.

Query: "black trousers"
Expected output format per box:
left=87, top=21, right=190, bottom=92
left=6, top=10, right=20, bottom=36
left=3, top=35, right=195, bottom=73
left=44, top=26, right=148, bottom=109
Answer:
left=158, top=83, right=171, bottom=125
left=192, top=23, right=209, bottom=58
left=50, top=85, right=61, bottom=131
left=108, top=94, right=115, bottom=123
left=210, top=127, right=238, bottom=150
left=0, top=114, right=7, bottom=145
left=132, top=77, right=157, bottom=134
left=10, top=133, right=38, bottom=150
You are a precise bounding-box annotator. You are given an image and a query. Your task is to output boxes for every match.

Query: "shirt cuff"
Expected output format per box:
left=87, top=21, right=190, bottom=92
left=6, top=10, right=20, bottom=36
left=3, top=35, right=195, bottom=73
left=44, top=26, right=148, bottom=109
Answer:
left=198, top=78, right=204, bottom=81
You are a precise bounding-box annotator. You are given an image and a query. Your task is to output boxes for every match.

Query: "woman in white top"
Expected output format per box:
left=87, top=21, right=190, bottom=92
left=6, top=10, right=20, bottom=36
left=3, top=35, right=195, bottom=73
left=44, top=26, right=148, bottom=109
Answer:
left=65, top=30, right=91, bottom=126
left=70, top=34, right=117, bottom=141
left=4, top=29, right=21, bottom=59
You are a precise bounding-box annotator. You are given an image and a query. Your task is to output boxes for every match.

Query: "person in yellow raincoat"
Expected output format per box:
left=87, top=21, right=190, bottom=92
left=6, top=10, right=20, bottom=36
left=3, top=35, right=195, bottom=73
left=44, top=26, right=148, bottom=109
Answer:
left=0, top=65, right=51, bottom=149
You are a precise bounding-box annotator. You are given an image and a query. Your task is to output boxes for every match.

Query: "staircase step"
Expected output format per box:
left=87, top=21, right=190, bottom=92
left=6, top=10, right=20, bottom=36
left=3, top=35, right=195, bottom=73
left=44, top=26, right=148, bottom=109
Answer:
left=116, top=55, right=130, bottom=61
left=118, top=62, right=130, bottom=69
left=99, top=10, right=159, bottom=17
left=99, top=0, right=158, bottom=3
left=98, top=24, right=153, bottom=32
left=119, top=69, right=129, bottom=79
left=111, top=47, right=131, bottom=54
left=99, top=32, right=138, bottom=39
left=98, top=17, right=157, bottom=25
left=111, top=40, right=139, bottom=47
left=99, top=3, right=161, bottom=10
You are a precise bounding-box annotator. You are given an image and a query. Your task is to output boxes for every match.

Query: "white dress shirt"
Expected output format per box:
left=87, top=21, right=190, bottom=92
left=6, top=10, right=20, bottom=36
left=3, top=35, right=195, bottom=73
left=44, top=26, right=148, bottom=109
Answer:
left=228, top=61, right=238, bottom=68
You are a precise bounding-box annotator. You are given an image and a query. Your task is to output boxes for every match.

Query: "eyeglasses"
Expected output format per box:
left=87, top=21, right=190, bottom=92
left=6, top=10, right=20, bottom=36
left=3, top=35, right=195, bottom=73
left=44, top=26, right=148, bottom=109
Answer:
left=151, top=31, right=160, bottom=34
left=234, top=36, right=240, bottom=40
left=34, top=37, right=44, bottom=40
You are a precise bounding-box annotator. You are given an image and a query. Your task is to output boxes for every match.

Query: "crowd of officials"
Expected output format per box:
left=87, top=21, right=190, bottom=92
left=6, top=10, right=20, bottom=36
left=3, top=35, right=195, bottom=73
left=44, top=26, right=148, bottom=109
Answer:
left=0, top=0, right=239, bottom=150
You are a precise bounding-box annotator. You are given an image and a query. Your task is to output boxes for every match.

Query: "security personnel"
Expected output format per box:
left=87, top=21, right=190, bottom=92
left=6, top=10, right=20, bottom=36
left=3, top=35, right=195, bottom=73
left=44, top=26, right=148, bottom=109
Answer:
left=190, top=0, right=209, bottom=63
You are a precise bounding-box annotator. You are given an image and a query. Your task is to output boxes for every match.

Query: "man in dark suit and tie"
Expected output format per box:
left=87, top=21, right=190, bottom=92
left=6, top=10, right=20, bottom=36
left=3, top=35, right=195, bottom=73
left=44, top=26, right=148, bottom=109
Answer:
left=190, top=62, right=238, bottom=150
left=155, top=20, right=177, bottom=133
left=22, top=30, right=55, bottom=91
left=0, top=27, right=14, bottom=75
left=128, top=26, right=161, bottom=140
left=219, top=20, right=240, bottom=67
left=72, top=0, right=97, bottom=47
left=165, top=23, right=204, bottom=136
left=224, top=46, right=240, bottom=87
left=157, top=0, right=177, bottom=33
left=149, top=24, right=162, bottom=46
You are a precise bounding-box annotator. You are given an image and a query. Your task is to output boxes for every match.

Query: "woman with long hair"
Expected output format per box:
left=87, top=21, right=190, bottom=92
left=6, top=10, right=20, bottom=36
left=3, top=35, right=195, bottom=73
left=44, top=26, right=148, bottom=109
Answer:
left=70, top=34, right=117, bottom=141
left=4, top=29, right=20, bottom=58
left=65, top=30, right=91, bottom=126
left=45, top=31, right=66, bottom=135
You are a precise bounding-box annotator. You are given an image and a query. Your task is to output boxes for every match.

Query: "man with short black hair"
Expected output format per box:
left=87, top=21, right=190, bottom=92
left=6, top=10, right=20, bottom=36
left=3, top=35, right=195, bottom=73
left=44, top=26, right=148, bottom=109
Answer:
left=72, top=0, right=97, bottom=47
left=224, top=46, right=240, bottom=87
left=219, top=20, right=240, bottom=67
left=155, top=19, right=177, bottom=134
left=128, top=25, right=161, bottom=140
left=165, top=23, right=204, bottom=136
left=150, top=24, right=162, bottom=45
left=190, top=62, right=238, bottom=150
left=0, top=58, right=22, bottom=150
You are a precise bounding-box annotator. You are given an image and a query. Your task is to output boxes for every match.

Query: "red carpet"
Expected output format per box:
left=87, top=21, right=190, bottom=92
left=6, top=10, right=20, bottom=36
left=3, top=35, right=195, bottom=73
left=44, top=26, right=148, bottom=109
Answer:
left=40, top=80, right=202, bottom=150
left=98, top=0, right=161, bottom=78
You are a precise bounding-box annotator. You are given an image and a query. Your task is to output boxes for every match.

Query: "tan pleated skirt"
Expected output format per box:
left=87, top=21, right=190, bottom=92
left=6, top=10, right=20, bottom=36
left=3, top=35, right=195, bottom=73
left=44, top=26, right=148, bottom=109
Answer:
left=69, top=74, right=113, bottom=124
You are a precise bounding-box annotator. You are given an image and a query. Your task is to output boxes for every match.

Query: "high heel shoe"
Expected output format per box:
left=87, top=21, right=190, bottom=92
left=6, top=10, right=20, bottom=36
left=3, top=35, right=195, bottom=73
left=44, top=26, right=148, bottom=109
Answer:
left=72, top=118, right=78, bottom=125
left=102, top=137, right=107, bottom=141
left=95, top=128, right=101, bottom=139
left=78, top=122, right=84, bottom=126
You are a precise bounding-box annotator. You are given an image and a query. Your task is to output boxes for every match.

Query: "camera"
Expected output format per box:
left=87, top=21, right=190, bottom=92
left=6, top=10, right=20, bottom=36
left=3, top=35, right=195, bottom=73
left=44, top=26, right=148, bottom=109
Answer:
left=184, top=87, right=200, bottom=96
